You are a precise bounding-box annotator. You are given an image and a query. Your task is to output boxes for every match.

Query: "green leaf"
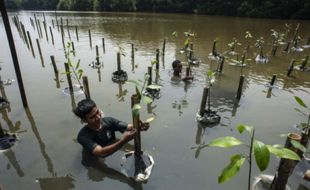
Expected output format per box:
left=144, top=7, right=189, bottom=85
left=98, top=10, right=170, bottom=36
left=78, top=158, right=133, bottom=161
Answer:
left=267, top=145, right=300, bottom=160
left=61, top=71, right=71, bottom=75
left=237, top=124, right=253, bottom=134
left=132, top=104, right=141, bottom=116
left=147, top=84, right=161, bottom=90
left=218, top=154, right=246, bottom=184
left=253, top=140, right=270, bottom=171
left=294, top=96, right=308, bottom=109
left=145, top=117, right=155, bottom=123
left=126, top=80, right=142, bottom=87
left=209, top=136, right=243, bottom=148
left=290, top=140, right=307, bottom=153
left=142, top=95, right=153, bottom=104
left=184, top=38, right=190, bottom=46
left=151, top=60, right=157, bottom=65
left=135, top=86, right=141, bottom=100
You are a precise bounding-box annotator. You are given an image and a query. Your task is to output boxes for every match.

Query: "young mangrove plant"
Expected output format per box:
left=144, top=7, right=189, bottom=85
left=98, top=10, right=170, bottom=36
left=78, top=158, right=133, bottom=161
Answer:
left=207, top=125, right=300, bottom=190
left=208, top=38, right=221, bottom=61
left=294, top=96, right=310, bottom=151
left=62, top=42, right=84, bottom=94
left=226, top=38, right=241, bottom=56
left=244, top=31, right=253, bottom=51
left=196, top=71, right=220, bottom=125
left=255, top=37, right=269, bottom=64
left=112, top=44, right=128, bottom=83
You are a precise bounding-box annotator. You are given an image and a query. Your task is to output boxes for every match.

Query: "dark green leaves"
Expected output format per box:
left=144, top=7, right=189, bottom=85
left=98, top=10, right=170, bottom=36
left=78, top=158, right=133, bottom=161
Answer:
left=237, top=124, right=253, bottom=134
left=253, top=140, right=270, bottom=171
left=218, top=154, right=246, bottom=184
left=266, top=145, right=300, bottom=160
left=294, top=96, right=308, bottom=109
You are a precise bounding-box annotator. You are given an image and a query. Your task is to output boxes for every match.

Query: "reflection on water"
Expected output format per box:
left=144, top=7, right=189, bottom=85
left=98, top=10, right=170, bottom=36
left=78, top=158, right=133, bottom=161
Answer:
left=36, top=175, right=75, bottom=190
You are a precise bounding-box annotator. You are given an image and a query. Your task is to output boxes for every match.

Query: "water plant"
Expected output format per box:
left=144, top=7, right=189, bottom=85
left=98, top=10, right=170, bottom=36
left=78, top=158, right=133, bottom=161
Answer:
left=244, top=31, right=253, bottom=51
left=227, top=38, right=241, bottom=56
left=207, top=125, right=300, bottom=190
left=294, top=96, right=310, bottom=148
left=255, top=37, right=269, bottom=63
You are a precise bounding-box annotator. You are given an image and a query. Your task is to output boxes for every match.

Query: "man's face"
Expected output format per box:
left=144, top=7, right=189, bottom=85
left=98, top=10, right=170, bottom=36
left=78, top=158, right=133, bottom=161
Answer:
left=84, top=107, right=102, bottom=127
left=174, top=64, right=182, bottom=73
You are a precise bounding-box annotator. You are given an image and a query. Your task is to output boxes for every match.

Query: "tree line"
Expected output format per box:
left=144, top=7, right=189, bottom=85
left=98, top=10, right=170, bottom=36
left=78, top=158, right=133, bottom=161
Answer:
left=5, top=0, right=310, bottom=20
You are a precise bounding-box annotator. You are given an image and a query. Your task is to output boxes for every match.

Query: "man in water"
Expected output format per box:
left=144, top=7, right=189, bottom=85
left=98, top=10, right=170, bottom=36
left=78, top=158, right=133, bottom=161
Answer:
left=74, top=99, right=149, bottom=157
left=171, top=60, right=193, bottom=82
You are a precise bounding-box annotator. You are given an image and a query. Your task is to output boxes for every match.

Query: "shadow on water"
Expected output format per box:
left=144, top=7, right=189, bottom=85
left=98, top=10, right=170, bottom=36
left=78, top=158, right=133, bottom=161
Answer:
left=36, top=174, right=75, bottom=190
left=81, top=149, right=143, bottom=190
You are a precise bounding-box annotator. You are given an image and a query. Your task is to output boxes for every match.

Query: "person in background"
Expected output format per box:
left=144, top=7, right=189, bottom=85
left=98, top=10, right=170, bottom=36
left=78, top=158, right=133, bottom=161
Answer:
left=74, top=99, right=149, bottom=158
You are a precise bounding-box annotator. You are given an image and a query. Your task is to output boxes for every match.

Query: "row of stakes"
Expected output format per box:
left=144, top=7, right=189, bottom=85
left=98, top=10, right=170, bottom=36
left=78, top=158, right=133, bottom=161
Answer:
left=9, top=13, right=310, bottom=126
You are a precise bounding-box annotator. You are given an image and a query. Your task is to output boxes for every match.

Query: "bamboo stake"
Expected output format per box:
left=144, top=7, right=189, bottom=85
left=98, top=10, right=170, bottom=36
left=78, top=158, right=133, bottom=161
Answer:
left=27, top=31, right=35, bottom=57
left=131, top=43, right=134, bottom=61
left=36, top=39, right=44, bottom=67
left=88, top=29, right=92, bottom=48
left=148, top=66, right=152, bottom=85
left=301, top=55, right=309, bottom=69
left=0, top=1, right=28, bottom=107
left=66, top=18, right=71, bottom=40
left=49, top=26, right=54, bottom=45
left=52, top=19, right=54, bottom=28
left=131, top=94, right=142, bottom=158
left=43, top=21, right=49, bottom=42
left=236, top=75, right=244, bottom=100
left=117, top=52, right=121, bottom=71
left=50, top=56, right=58, bottom=75
left=199, top=87, right=209, bottom=116
left=64, top=62, right=73, bottom=93
left=271, top=133, right=301, bottom=190
left=82, top=76, right=91, bottom=99
left=270, top=74, right=277, bottom=86
left=37, top=19, right=43, bottom=39
left=218, top=56, right=225, bottom=73
left=162, top=38, right=166, bottom=55
left=156, top=49, right=160, bottom=70
left=102, top=38, right=105, bottom=53
left=96, top=45, right=99, bottom=65
left=287, top=59, right=296, bottom=77
left=20, top=23, right=29, bottom=49
left=75, top=25, right=79, bottom=41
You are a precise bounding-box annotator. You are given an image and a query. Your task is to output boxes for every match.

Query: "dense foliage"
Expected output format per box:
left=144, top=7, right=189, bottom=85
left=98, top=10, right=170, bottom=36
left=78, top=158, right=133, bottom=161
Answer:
left=5, top=0, right=310, bottom=19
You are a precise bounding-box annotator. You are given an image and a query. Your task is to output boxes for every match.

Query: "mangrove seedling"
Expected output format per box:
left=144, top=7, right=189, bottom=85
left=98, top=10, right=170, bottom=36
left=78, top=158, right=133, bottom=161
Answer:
left=208, top=38, right=221, bottom=61
left=294, top=96, right=310, bottom=148
left=227, top=38, right=241, bottom=56
left=196, top=71, right=220, bottom=125
left=255, top=37, right=269, bottom=64
left=244, top=31, right=253, bottom=51
left=207, top=125, right=300, bottom=190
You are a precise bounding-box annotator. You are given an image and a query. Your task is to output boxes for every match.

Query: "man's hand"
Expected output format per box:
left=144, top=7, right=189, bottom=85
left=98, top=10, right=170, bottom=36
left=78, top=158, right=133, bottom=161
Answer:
left=122, top=129, right=137, bottom=142
left=139, top=121, right=150, bottom=131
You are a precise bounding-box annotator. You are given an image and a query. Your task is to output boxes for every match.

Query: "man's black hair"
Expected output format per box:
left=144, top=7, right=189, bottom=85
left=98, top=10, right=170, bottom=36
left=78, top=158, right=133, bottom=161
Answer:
left=172, top=60, right=181, bottom=69
left=74, top=99, right=96, bottom=119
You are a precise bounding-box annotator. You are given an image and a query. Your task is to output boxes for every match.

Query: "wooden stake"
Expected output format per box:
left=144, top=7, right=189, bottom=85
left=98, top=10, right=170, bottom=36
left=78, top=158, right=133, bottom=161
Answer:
left=131, top=43, right=134, bottom=61
left=50, top=56, right=58, bottom=75
left=49, top=26, right=54, bottom=45
left=64, top=62, right=73, bottom=93
left=148, top=66, right=152, bottom=85
left=271, top=133, right=301, bottom=190
left=189, top=43, right=193, bottom=60
left=66, top=18, right=71, bottom=40
left=287, top=59, right=296, bottom=77
left=236, top=75, right=244, bottom=100
left=37, top=19, right=43, bottom=39
left=75, top=25, right=79, bottom=41
left=156, top=49, right=160, bottom=70
left=36, top=38, right=44, bottom=67
left=0, top=1, right=28, bottom=107
left=301, top=55, right=309, bottom=69
left=71, top=41, right=75, bottom=56
left=102, top=38, right=105, bottom=53
left=271, top=44, right=278, bottom=56
left=117, top=52, right=121, bottom=71
left=82, top=76, right=91, bottom=99
left=52, top=19, right=54, bottom=28
left=43, top=21, right=49, bottom=42
left=199, top=87, right=209, bottom=116
left=162, top=38, right=166, bottom=55
left=218, top=56, right=225, bottom=73
left=96, top=45, right=99, bottom=65
left=26, top=31, right=35, bottom=57
left=20, top=23, right=29, bottom=49
left=88, top=29, right=92, bottom=48
left=283, top=41, right=291, bottom=52
left=270, top=74, right=277, bottom=86
left=131, top=94, right=142, bottom=158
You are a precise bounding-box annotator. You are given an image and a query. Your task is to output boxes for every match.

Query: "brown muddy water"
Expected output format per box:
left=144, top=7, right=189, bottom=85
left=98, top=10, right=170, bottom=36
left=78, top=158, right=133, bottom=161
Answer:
left=0, top=11, right=310, bottom=190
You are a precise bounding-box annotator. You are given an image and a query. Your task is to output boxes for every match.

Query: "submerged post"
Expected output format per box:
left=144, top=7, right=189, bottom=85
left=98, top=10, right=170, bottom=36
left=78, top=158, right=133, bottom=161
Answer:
left=36, top=38, right=44, bottom=67
left=66, top=18, right=71, bottom=40
left=82, top=76, right=91, bottom=99
left=236, top=75, right=245, bottom=100
left=131, top=43, right=134, bottom=61
left=0, top=1, right=28, bottom=107
left=131, top=94, right=142, bottom=158
left=96, top=45, right=99, bottom=65
left=271, top=133, right=301, bottom=190
left=49, top=26, right=54, bottom=45
left=148, top=66, right=152, bottom=86
left=270, top=74, right=277, bottom=86
left=117, top=52, right=121, bottom=71
left=199, top=87, right=209, bottom=116
left=287, top=59, right=296, bottom=77
left=88, top=29, right=92, bottom=49
left=162, top=38, right=166, bottom=55
left=75, top=25, right=79, bottom=41
left=156, top=49, right=160, bottom=71
left=50, top=56, right=58, bottom=75
left=64, top=62, right=73, bottom=93
left=218, top=56, right=225, bottom=73
left=27, top=31, right=35, bottom=57
left=102, top=38, right=105, bottom=53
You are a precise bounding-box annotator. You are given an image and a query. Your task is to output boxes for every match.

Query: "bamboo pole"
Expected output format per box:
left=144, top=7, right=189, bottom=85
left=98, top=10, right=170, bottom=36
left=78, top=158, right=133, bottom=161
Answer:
left=50, top=56, right=58, bottom=75
left=271, top=133, right=301, bottom=190
left=27, top=31, right=35, bottom=57
left=82, top=76, right=91, bottom=99
left=189, top=43, right=193, bottom=60
left=52, top=19, right=54, bottom=28
left=37, top=19, right=43, bottom=39
left=287, top=59, right=296, bottom=77
left=36, top=38, right=44, bottom=67
left=218, top=56, right=225, bottom=73
left=0, top=1, right=28, bottom=107
left=270, top=74, right=277, bottom=86
left=20, top=23, right=29, bottom=49
left=156, top=49, right=160, bottom=71
left=131, top=94, right=142, bottom=158
left=64, top=62, right=73, bottom=93
left=236, top=75, right=244, bottom=100
left=71, top=41, right=75, bottom=56
left=66, top=18, right=71, bottom=40
left=162, top=38, right=166, bottom=55
left=43, top=21, right=49, bottom=42
left=117, top=52, right=121, bottom=71
left=96, top=45, right=99, bottom=65
left=49, top=26, right=54, bottom=45
left=301, top=55, right=309, bottom=69
left=88, top=29, right=92, bottom=48
left=147, top=66, right=152, bottom=86
left=75, top=25, right=79, bottom=41
left=131, top=43, right=134, bottom=61
left=199, top=87, right=209, bottom=116
left=102, top=38, right=105, bottom=53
